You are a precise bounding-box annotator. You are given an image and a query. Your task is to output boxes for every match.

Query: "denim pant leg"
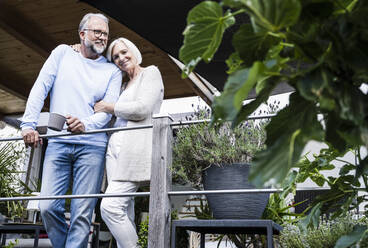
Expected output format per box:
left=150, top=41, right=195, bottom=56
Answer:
left=39, top=142, right=73, bottom=248
left=65, top=144, right=106, bottom=248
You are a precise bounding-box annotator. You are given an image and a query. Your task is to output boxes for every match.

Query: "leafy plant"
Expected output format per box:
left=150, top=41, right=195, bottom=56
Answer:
left=172, top=109, right=267, bottom=188
left=3, top=239, right=19, bottom=248
left=137, top=216, right=149, bottom=248
left=179, top=0, right=368, bottom=246
left=180, top=0, right=368, bottom=188
left=137, top=211, right=188, bottom=248
left=0, top=141, right=27, bottom=219
left=280, top=214, right=368, bottom=248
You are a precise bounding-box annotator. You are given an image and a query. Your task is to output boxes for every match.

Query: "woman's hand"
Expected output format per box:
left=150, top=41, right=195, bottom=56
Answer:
left=94, top=100, right=115, bottom=114
left=70, top=44, right=81, bottom=53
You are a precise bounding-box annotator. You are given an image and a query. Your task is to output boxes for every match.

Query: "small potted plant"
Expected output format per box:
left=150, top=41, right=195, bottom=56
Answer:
left=172, top=107, right=270, bottom=219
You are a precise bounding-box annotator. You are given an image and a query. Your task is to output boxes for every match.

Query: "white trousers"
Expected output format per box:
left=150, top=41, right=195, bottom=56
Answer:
left=101, top=132, right=140, bottom=248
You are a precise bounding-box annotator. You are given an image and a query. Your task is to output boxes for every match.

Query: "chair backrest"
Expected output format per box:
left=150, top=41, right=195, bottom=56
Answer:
left=26, top=192, right=40, bottom=223
left=26, top=192, right=41, bottom=211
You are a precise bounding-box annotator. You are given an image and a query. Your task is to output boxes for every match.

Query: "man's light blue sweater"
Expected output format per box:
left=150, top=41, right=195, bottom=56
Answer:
left=21, top=44, right=122, bottom=147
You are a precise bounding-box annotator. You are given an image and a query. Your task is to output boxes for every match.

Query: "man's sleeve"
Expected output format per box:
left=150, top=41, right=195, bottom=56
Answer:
left=20, top=45, right=65, bottom=130
left=81, top=67, right=122, bottom=131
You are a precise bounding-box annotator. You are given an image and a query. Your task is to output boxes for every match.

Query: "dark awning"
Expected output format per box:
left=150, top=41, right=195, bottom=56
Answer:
left=82, top=0, right=294, bottom=96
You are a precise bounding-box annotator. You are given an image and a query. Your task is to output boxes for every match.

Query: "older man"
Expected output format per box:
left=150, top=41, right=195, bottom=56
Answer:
left=21, top=13, right=122, bottom=248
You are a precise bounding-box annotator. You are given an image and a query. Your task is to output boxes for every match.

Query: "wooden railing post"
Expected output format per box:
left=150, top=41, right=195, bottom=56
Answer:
left=148, top=114, right=173, bottom=248
left=24, top=144, right=45, bottom=192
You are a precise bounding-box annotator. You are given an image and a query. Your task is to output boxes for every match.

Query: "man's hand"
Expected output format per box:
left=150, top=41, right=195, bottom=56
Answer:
left=66, top=115, right=85, bottom=133
left=21, top=128, right=43, bottom=148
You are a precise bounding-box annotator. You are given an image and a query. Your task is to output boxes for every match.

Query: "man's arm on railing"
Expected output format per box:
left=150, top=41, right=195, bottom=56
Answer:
left=20, top=46, right=65, bottom=146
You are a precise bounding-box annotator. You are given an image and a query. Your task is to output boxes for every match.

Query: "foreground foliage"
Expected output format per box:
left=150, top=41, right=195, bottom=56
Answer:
left=180, top=0, right=368, bottom=246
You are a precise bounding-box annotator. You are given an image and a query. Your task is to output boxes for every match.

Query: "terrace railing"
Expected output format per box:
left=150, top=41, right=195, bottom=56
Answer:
left=0, top=113, right=331, bottom=248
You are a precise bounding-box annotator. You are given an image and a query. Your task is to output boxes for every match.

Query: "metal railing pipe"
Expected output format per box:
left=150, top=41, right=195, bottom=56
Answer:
left=0, top=187, right=333, bottom=202
left=170, top=114, right=276, bottom=127
left=0, top=124, right=153, bottom=142
left=0, top=114, right=276, bottom=142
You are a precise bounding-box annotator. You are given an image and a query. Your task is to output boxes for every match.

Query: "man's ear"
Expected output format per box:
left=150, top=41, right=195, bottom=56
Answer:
left=79, top=31, right=85, bottom=41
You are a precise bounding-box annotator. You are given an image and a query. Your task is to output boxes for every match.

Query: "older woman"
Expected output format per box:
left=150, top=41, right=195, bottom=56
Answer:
left=95, top=38, right=164, bottom=247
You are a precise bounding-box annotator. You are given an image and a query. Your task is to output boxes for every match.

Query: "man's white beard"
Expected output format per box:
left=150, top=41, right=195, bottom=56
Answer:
left=84, top=36, right=106, bottom=55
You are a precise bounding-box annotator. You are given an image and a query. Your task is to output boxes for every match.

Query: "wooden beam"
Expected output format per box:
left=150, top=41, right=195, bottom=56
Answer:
left=148, top=115, right=173, bottom=248
left=0, top=64, right=50, bottom=111
left=0, top=64, right=30, bottom=100
left=164, top=55, right=213, bottom=105
left=0, top=2, right=56, bottom=58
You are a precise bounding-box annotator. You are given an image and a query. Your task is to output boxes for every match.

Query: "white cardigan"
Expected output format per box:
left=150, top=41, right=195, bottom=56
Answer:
left=110, top=65, right=164, bottom=182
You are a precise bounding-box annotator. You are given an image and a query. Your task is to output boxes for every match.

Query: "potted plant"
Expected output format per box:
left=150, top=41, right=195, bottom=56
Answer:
left=172, top=108, right=270, bottom=219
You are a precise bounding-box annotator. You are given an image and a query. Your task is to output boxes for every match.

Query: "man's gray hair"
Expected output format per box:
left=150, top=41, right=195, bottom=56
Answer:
left=79, top=13, right=109, bottom=32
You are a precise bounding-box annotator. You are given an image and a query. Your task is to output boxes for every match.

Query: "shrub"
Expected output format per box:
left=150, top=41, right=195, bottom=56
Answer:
left=280, top=214, right=368, bottom=248
left=0, top=141, right=27, bottom=219
left=172, top=112, right=267, bottom=189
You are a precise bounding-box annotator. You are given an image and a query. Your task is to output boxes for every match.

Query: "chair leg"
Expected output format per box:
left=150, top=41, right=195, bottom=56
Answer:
left=1, top=233, right=6, bottom=247
left=267, top=225, right=273, bottom=248
left=34, top=228, right=40, bottom=248
left=200, top=233, right=205, bottom=248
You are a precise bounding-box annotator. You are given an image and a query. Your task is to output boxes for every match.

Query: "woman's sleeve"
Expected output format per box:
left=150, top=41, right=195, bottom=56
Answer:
left=114, top=66, right=164, bottom=121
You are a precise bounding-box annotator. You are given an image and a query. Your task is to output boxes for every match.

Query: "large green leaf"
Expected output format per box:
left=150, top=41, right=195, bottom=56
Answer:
left=212, top=60, right=279, bottom=122
left=298, top=202, right=322, bottom=231
left=233, top=24, right=279, bottom=67
left=233, top=77, right=277, bottom=126
left=249, top=93, right=324, bottom=186
left=212, top=68, right=250, bottom=122
left=243, top=0, right=302, bottom=32
left=300, top=0, right=334, bottom=21
left=333, top=0, right=359, bottom=14
left=335, top=224, right=368, bottom=248
left=355, top=157, right=368, bottom=180
left=179, top=1, right=235, bottom=75
left=296, top=69, right=328, bottom=102
left=234, top=62, right=267, bottom=110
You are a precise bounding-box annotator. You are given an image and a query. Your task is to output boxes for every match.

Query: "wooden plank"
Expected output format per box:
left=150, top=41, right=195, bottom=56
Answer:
left=0, top=64, right=31, bottom=100
left=0, top=2, right=57, bottom=58
left=148, top=115, right=173, bottom=248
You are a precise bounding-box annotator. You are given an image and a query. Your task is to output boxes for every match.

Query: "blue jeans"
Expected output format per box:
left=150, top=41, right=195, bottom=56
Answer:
left=39, top=142, right=106, bottom=248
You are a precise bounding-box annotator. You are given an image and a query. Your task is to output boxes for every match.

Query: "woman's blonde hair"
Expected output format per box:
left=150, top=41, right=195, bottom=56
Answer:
left=106, top=37, right=142, bottom=65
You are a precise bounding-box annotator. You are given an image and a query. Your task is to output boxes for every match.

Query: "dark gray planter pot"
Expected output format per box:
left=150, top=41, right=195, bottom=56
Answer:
left=203, top=163, right=270, bottom=219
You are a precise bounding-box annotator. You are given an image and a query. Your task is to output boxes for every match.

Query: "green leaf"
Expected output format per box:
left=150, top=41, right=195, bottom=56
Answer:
left=233, top=78, right=276, bottom=126
left=234, top=62, right=266, bottom=110
left=222, top=0, right=244, bottom=9
left=325, top=112, right=349, bottom=152
left=212, top=68, right=250, bottom=121
left=296, top=69, right=328, bottom=102
left=225, top=52, right=243, bottom=74
left=179, top=1, right=235, bottom=75
left=335, top=224, right=367, bottom=248
left=212, top=62, right=270, bottom=122
left=333, top=0, right=359, bottom=14
left=355, top=157, right=368, bottom=180
left=301, top=0, right=334, bottom=20
left=243, top=0, right=302, bottom=32
left=298, top=202, right=322, bottom=231
left=249, top=93, right=324, bottom=186
left=233, top=24, right=279, bottom=67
